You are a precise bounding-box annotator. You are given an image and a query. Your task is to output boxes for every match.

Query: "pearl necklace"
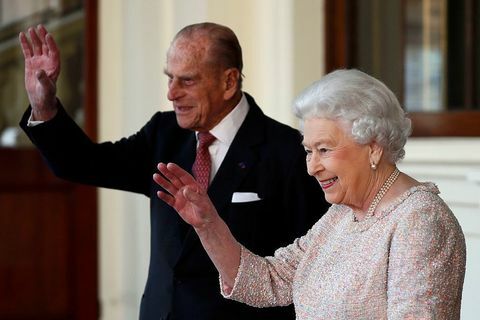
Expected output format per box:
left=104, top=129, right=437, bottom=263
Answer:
left=354, top=167, right=400, bottom=222
left=367, top=167, right=400, bottom=217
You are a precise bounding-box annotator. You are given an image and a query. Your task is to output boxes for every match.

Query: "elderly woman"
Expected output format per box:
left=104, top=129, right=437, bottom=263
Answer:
left=153, top=69, right=466, bottom=319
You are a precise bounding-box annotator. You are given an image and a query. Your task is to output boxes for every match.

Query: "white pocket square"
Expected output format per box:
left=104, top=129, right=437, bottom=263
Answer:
left=231, top=192, right=262, bottom=203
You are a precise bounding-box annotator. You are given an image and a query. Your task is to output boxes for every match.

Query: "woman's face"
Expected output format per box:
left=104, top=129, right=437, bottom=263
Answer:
left=302, top=117, right=373, bottom=210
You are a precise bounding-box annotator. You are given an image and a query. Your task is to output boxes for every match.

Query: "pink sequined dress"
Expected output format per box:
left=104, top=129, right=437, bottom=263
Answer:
left=221, top=183, right=466, bottom=319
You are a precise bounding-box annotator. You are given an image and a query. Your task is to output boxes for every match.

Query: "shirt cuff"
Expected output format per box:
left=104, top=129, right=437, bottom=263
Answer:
left=27, top=112, right=45, bottom=127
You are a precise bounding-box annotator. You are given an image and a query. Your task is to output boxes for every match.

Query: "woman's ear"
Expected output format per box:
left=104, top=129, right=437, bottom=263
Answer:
left=368, top=141, right=384, bottom=169
left=223, top=68, right=240, bottom=100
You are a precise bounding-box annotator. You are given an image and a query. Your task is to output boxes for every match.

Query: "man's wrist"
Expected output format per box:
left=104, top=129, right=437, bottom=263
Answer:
left=31, top=108, right=58, bottom=121
left=27, top=113, right=45, bottom=127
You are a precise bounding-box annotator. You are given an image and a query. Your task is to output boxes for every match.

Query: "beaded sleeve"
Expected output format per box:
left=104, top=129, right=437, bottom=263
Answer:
left=219, top=227, right=316, bottom=307
left=386, top=190, right=466, bottom=319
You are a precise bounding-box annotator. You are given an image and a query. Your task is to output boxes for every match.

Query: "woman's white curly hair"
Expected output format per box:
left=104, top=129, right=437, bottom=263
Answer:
left=293, top=69, right=412, bottom=163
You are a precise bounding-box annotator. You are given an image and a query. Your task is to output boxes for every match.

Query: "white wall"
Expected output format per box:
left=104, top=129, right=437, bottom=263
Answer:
left=98, top=1, right=479, bottom=319
left=98, top=1, right=324, bottom=319
left=399, top=138, right=480, bottom=319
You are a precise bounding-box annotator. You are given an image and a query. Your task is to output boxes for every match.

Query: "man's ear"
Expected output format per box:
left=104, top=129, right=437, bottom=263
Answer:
left=223, top=68, right=240, bottom=100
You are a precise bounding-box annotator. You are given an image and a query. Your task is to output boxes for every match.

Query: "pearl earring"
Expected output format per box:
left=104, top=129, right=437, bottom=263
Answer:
left=371, top=163, right=377, bottom=170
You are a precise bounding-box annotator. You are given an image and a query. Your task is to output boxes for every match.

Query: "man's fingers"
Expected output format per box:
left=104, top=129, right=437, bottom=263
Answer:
left=28, top=27, right=43, bottom=56
left=19, top=26, right=56, bottom=60
left=37, top=25, right=49, bottom=56
left=36, top=69, right=52, bottom=87
left=46, top=33, right=59, bottom=59
left=19, top=32, right=32, bottom=59
left=37, top=24, right=48, bottom=39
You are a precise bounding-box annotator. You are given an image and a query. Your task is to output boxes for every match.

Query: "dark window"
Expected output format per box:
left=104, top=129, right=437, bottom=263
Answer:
left=325, top=0, right=480, bottom=136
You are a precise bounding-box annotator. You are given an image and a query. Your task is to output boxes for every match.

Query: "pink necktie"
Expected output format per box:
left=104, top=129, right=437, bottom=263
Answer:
left=192, top=132, right=216, bottom=190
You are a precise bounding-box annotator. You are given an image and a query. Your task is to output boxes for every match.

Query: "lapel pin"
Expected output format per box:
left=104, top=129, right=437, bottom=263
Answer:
left=238, top=162, right=247, bottom=169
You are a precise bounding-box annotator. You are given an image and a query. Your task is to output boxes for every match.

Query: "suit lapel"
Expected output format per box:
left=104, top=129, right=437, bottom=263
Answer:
left=173, top=132, right=196, bottom=175
left=211, top=93, right=265, bottom=215
left=165, top=131, right=196, bottom=266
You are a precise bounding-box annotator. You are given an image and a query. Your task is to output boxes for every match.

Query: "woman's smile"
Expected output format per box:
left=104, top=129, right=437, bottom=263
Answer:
left=319, top=176, right=338, bottom=190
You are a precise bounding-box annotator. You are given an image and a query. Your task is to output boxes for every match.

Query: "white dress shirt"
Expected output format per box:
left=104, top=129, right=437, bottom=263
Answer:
left=197, top=93, right=249, bottom=184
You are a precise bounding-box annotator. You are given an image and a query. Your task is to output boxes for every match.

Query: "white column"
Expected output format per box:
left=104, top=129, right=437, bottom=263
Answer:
left=99, top=0, right=170, bottom=319
left=205, top=0, right=325, bottom=128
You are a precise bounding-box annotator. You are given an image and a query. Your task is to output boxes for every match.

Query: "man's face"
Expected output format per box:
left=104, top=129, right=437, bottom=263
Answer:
left=164, top=36, right=232, bottom=132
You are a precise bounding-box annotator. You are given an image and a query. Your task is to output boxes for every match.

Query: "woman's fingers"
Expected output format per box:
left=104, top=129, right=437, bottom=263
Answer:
left=183, top=186, right=202, bottom=203
left=154, top=163, right=218, bottom=229
left=165, top=162, right=198, bottom=186
left=157, top=162, right=186, bottom=190
left=153, top=172, right=178, bottom=196
left=155, top=162, right=206, bottom=207
left=156, top=190, right=175, bottom=207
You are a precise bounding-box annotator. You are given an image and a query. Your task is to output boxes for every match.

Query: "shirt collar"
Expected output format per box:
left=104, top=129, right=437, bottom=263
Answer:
left=197, top=93, right=250, bottom=145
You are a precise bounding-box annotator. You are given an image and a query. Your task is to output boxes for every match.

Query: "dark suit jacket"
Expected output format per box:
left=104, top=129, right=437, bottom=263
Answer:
left=20, top=93, right=329, bottom=320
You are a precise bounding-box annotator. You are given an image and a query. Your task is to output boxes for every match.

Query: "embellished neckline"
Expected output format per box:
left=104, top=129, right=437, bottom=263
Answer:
left=346, top=182, right=439, bottom=233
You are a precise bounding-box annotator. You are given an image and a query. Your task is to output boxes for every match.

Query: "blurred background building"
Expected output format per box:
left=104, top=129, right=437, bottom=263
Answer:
left=0, top=0, right=479, bottom=319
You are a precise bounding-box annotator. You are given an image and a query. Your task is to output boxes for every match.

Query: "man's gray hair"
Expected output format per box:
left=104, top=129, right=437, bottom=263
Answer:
left=173, top=22, right=244, bottom=88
